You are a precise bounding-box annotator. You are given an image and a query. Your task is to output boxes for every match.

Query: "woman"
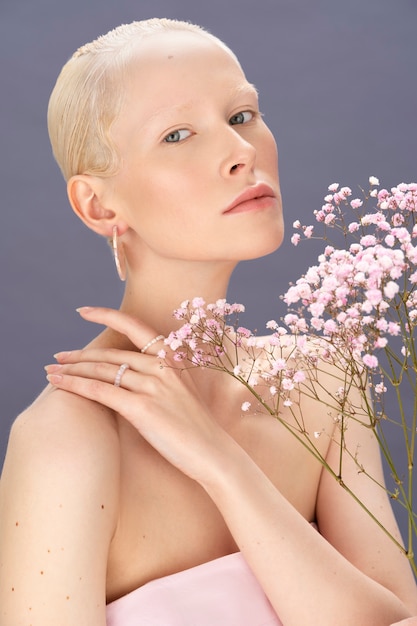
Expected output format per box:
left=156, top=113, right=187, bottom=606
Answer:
left=0, top=18, right=416, bottom=626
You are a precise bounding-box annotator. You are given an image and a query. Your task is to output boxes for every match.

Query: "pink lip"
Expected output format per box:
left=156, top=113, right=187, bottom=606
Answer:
left=223, top=183, right=277, bottom=215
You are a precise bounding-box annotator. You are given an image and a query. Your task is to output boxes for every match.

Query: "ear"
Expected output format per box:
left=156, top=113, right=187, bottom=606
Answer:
left=67, top=175, right=128, bottom=238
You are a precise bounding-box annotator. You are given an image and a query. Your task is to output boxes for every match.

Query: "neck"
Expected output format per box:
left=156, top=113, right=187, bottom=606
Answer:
left=119, top=257, right=237, bottom=337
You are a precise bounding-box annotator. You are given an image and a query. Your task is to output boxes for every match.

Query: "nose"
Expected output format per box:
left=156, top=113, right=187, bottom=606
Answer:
left=219, top=126, right=257, bottom=178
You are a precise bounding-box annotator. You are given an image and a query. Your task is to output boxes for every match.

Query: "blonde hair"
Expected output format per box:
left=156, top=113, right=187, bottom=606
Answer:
left=47, top=18, right=235, bottom=181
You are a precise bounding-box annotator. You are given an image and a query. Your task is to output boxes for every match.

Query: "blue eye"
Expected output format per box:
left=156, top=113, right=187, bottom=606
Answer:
left=163, top=129, right=192, bottom=143
left=229, top=111, right=254, bottom=126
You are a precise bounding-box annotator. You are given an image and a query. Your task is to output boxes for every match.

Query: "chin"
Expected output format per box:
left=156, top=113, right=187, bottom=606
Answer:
left=249, top=222, right=285, bottom=260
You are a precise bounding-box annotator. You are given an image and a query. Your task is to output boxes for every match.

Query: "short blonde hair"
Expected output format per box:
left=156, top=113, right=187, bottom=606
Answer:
left=47, top=18, right=235, bottom=181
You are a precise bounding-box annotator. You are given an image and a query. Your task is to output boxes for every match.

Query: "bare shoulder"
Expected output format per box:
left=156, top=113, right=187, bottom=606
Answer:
left=10, top=386, right=120, bottom=461
left=0, top=389, right=121, bottom=624
left=2, top=386, right=121, bottom=521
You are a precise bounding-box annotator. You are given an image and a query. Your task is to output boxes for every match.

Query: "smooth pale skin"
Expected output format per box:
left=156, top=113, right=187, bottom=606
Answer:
left=1, top=30, right=416, bottom=626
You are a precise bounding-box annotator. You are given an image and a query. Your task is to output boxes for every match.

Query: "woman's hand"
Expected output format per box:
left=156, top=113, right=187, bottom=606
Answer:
left=45, top=306, right=233, bottom=484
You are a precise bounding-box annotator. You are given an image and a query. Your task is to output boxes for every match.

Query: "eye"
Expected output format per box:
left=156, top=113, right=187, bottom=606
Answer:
left=163, top=129, right=192, bottom=143
left=229, top=111, right=254, bottom=126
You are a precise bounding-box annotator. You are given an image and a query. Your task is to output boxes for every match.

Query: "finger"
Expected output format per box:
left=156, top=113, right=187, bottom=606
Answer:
left=53, top=347, right=164, bottom=371
left=45, top=361, right=128, bottom=386
left=76, top=307, right=164, bottom=353
left=46, top=372, right=137, bottom=416
left=46, top=361, right=148, bottom=392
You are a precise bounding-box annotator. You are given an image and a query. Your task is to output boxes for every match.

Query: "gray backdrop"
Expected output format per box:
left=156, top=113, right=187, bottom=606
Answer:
left=1, top=0, right=416, bottom=542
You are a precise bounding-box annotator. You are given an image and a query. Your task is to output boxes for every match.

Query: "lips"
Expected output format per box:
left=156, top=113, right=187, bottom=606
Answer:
left=223, top=183, right=277, bottom=215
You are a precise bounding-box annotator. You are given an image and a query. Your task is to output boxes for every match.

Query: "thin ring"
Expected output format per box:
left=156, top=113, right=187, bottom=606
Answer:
left=114, top=363, right=130, bottom=387
left=140, top=334, right=165, bottom=354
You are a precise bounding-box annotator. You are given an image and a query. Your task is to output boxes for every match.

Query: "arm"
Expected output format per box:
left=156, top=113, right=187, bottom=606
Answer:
left=200, top=422, right=416, bottom=626
left=0, top=391, right=120, bottom=626
left=201, top=411, right=417, bottom=626
left=45, top=307, right=417, bottom=625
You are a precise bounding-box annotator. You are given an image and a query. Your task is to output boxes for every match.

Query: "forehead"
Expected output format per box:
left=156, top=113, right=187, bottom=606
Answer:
left=121, top=31, right=250, bottom=102
left=127, top=30, right=241, bottom=71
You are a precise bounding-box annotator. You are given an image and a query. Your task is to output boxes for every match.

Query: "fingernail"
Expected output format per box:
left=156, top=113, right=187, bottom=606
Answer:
left=44, top=364, right=63, bottom=373
left=53, top=351, right=72, bottom=361
left=76, top=306, right=94, bottom=314
left=46, top=374, right=63, bottom=384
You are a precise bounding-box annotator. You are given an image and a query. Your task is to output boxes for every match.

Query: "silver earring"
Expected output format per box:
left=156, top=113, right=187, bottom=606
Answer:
left=112, top=225, right=126, bottom=281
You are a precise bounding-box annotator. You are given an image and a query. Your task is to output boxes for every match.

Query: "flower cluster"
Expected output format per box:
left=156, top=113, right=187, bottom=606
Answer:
left=164, top=297, right=322, bottom=415
left=163, top=178, right=417, bottom=574
left=286, top=178, right=417, bottom=375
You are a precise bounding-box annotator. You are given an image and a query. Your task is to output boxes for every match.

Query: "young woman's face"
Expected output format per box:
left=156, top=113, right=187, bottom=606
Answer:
left=108, top=31, right=283, bottom=263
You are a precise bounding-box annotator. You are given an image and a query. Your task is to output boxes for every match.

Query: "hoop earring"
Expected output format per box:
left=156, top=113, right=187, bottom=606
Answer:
left=112, top=225, right=126, bottom=282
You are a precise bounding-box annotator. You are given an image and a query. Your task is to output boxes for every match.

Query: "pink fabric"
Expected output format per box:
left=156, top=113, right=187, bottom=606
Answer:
left=106, top=551, right=282, bottom=625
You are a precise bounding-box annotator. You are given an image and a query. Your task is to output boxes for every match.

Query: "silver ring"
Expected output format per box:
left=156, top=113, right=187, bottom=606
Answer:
left=140, top=334, right=164, bottom=354
left=114, top=363, right=130, bottom=387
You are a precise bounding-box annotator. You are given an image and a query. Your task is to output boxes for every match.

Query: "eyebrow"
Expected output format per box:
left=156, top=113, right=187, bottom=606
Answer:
left=142, top=82, right=259, bottom=128
left=230, top=82, right=259, bottom=98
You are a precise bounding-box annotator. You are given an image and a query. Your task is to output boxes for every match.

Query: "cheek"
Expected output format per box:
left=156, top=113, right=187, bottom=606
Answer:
left=263, top=129, right=279, bottom=168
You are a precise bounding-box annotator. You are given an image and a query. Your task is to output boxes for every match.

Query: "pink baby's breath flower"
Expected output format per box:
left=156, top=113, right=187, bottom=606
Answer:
left=324, top=213, right=336, bottom=225
left=266, top=320, right=278, bottom=330
left=271, top=358, right=287, bottom=374
left=291, top=233, right=301, bottom=246
left=268, top=335, right=282, bottom=346
left=369, top=176, right=380, bottom=186
left=309, top=302, right=325, bottom=318
left=241, top=402, right=251, bottom=412
left=387, top=322, right=401, bottom=336
left=392, top=213, right=405, bottom=227
left=282, top=378, right=295, bottom=391
left=191, top=296, right=205, bottom=308
left=168, top=337, right=183, bottom=351
left=365, top=289, right=383, bottom=306
left=376, top=318, right=388, bottom=331
left=293, top=220, right=301, bottom=229
left=340, top=186, right=352, bottom=198
left=304, top=225, right=314, bottom=238
left=293, top=370, right=306, bottom=383
left=237, top=326, right=252, bottom=338
left=323, top=319, right=338, bottom=334
left=363, top=354, right=379, bottom=368
left=231, top=302, right=245, bottom=314
left=350, top=199, right=363, bottom=209
left=374, top=337, right=388, bottom=349
left=374, top=382, right=387, bottom=394
left=348, top=222, right=360, bottom=233
left=310, top=317, right=323, bottom=331
left=384, top=281, right=399, bottom=299
left=328, top=183, right=339, bottom=191
left=360, top=234, right=377, bottom=247
left=173, top=306, right=188, bottom=319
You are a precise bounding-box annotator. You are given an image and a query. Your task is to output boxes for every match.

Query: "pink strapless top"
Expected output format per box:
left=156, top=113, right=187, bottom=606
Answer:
left=106, top=551, right=282, bottom=625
